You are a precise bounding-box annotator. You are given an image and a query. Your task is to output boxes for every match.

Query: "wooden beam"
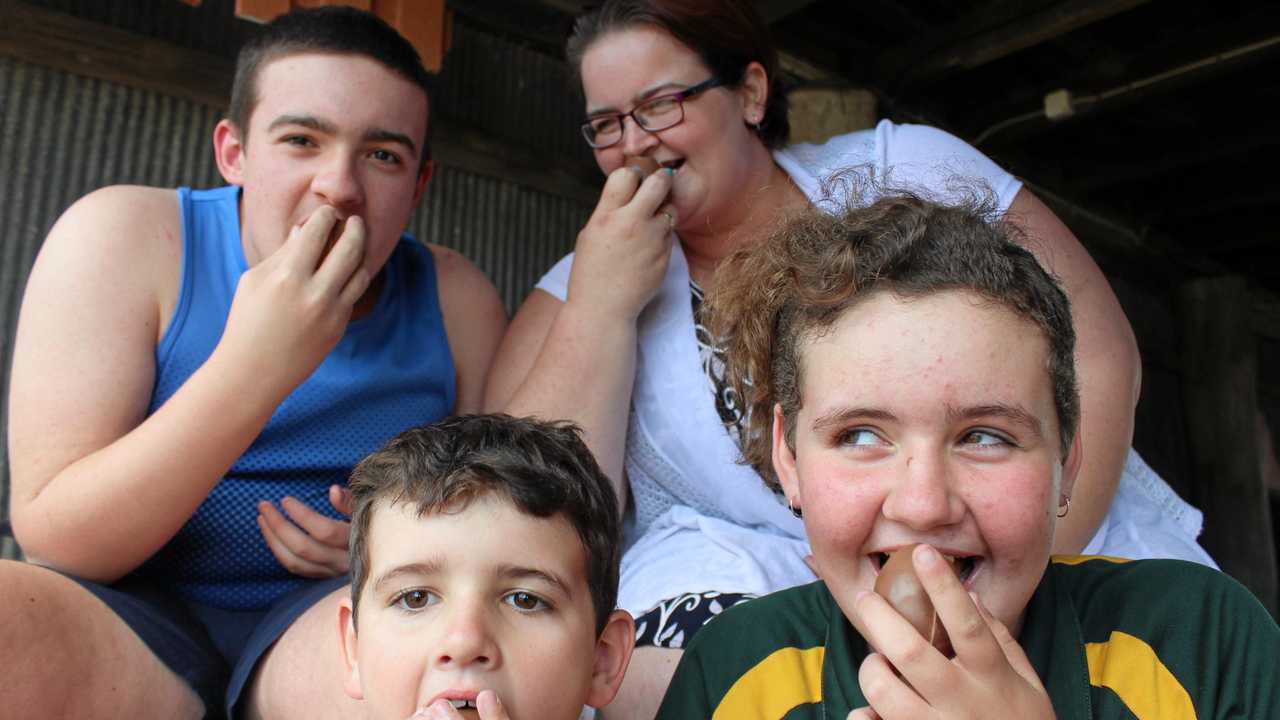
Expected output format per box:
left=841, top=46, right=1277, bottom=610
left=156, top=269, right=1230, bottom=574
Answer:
left=876, top=0, right=1153, bottom=89
left=235, top=0, right=290, bottom=24
left=1179, top=276, right=1278, bottom=617
left=374, top=0, right=450, bottom=71
left=0, top=0, right=233, bottom=109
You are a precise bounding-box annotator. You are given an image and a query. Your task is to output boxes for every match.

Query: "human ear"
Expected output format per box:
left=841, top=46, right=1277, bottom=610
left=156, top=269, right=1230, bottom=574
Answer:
left=738, top=61, right=770, bottom=125
left=413, top=159, right=434, bottom=205
left=584, top=610, right=636, bottom=708
left=212, top=119, right=246, bottom=186
left=772, top=403, right=802, bottom=510
left=337, top=596, right=364, bottom=700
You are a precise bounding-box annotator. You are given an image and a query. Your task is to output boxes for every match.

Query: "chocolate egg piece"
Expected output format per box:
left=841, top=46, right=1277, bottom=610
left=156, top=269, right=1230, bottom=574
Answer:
left=873, top=545, right=957, bottom=656
left=624, top=155, right=661, bottom=176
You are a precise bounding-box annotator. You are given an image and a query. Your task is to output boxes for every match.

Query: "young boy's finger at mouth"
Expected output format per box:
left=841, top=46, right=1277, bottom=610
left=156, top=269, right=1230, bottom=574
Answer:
left=913, top=545, right=1004, bottom=671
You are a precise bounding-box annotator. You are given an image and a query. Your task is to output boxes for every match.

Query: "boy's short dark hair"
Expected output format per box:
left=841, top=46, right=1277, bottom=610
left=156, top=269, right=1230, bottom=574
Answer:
left=708, top=187, right=1080, bottom=491
left=347, top=415, right=622, bottom=634
left=229, top=6, right=434, bottom=165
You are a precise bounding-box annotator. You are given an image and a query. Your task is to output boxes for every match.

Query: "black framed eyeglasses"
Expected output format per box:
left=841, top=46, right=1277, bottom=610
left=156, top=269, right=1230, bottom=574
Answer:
left=580, top=77, right=726, bottom=149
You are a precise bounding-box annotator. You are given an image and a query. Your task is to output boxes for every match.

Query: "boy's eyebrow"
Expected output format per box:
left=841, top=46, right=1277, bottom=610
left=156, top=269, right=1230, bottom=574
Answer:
left=811, top=406, right=896, bottom=432
left=266, top=113, right=336, bottom=134
left=586, top=82, right=690, bottom=116
left=947, top=403, right=1045, bottom=438
left=496, top=563, right=572, bottom=597
left=265, top=114, right=418, bottom=154
left=371, top=560, right=442, bottom=594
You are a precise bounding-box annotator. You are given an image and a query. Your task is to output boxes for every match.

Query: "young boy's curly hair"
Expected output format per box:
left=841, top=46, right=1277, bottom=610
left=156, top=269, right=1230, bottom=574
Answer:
left=706, top=183, right=1079, bottom=491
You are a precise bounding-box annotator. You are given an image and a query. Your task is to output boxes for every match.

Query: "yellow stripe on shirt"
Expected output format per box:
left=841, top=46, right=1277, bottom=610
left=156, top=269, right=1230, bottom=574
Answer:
left=1085, top=631, right=1197, bottom=720
left=1052, top=554, right=1132, bottom=566
left=712, top=646, right=825, bottom=720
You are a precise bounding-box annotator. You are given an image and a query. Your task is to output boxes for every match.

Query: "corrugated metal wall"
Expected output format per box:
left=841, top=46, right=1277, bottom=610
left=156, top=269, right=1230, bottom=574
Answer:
left=0, top=10, right=599, bottom=551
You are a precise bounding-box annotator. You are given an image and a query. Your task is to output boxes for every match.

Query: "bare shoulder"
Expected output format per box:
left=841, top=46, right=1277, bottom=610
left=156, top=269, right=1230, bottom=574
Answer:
left=426, top=243, right=506, bottom=413
left=45, top=185, right=182, bottom=277
left=427, top=243, right=503, bottom=312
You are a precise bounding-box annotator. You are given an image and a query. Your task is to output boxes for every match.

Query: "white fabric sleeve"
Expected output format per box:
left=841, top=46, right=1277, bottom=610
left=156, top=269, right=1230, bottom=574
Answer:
left=533, top=252, right=575, bottom=302
left=875, top=121, right=1024, bottom=214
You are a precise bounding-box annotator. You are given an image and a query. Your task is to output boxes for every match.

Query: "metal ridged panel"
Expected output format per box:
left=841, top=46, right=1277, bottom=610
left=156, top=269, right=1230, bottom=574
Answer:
left=0, top=56, right=225, bottom=535
left=436, top=19, right=599, bottom=176
left=413, top=164, right=588, bottom=312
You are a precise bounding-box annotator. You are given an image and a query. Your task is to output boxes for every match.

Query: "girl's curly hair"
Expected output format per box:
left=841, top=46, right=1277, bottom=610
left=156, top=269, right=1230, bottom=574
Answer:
left=706, top=180, right=1079, bottom=491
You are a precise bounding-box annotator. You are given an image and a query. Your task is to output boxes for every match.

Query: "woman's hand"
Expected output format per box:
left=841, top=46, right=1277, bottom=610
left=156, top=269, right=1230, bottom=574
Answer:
left=848, top=545, right=1054, bottom=720
left=567, top=166, right=676, bottom=322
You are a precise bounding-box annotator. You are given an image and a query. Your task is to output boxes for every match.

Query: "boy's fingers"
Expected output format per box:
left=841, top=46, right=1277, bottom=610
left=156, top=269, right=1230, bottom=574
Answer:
left=330, top=484, right=355, bottom=516
left=287, top=205, right=340, bottom=269
left=256, top=513, right=333, bottom=577
left=280, top=495, right=351, bottom=549
left=851, top=590, right=951, bottom=686
left=477, top=690, right=510, bottom=719
left=314, top=214, right=366, bottom=293
left=257, top=499, right=348, bottom=574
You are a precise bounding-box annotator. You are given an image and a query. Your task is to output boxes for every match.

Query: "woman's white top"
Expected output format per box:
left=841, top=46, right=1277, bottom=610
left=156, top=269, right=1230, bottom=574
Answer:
left=536, top=120, right=1215, bottom=617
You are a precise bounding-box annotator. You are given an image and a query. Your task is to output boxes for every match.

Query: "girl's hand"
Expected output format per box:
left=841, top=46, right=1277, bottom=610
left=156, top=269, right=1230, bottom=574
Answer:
left=849, top=545, right=1054, bottom=720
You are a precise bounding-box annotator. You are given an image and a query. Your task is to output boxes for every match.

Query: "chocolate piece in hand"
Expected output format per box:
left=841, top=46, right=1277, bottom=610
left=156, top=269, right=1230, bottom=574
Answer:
left=873, top=545, right=957, bottom=657
left=623, top=155, right=661, bottom=176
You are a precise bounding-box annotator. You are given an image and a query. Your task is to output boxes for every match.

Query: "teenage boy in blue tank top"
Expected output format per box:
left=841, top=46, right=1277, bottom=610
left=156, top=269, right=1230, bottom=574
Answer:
left=2, top=7, right=505, bottom=719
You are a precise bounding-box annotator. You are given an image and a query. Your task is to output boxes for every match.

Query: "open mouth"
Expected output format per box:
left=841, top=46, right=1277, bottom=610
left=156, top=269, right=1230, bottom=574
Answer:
left=448, top=699, right=478, bottom=711
left=872, top=552, right=980, bottom=583
left=659, top=158, right=685, bottom=172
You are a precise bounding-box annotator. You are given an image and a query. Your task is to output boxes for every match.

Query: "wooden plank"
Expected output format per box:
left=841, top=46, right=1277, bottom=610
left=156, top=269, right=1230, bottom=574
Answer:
left=1179, top=276, right=1278, bottom=617
left=296, top=0, right=369, bottom=9
left=0, top=0, right=233, bottom=109
left=375, top=0, right=449, bottom=72
left=235, top=0, right=289, bottom=24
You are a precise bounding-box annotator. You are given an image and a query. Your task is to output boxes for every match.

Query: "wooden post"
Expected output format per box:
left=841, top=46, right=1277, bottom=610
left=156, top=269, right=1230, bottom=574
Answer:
left=1179, top=276, right=1278, bottom=616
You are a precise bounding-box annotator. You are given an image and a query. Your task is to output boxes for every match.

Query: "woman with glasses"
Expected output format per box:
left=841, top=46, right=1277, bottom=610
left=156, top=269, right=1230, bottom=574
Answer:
left=485, top=2, right=1215, bottom=717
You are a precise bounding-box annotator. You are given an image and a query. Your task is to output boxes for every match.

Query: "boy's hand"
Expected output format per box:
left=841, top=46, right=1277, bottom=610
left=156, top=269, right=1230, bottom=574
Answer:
left=414, top=690, right=509, bottom=719
left=257, top=484, right=353, bottom=578
left=848, top=545, right=1054, bottom=720
left=218, top=206, right=370, bottom=395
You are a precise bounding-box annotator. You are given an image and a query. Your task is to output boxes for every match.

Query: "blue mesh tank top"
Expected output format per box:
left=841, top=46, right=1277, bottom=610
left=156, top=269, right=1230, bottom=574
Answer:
left=135, top=186, right=456, bottom=610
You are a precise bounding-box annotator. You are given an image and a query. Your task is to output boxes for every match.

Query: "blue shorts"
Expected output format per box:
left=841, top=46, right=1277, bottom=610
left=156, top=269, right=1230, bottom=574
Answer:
left=70, top=573, right=348, bottom=719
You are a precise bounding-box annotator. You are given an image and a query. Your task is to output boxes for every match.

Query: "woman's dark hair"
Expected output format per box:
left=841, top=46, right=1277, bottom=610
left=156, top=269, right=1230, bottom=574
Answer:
left=567, top=0, right=790, bottom=149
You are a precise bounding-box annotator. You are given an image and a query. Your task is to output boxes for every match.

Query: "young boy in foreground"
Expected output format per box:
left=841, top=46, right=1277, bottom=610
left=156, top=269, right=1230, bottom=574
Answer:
left=657, top=193, right=1280, bottom=718
left=338, top=415, right=636, bottom=719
